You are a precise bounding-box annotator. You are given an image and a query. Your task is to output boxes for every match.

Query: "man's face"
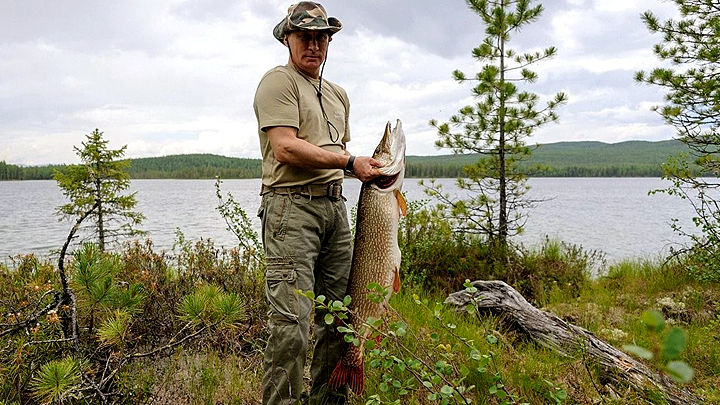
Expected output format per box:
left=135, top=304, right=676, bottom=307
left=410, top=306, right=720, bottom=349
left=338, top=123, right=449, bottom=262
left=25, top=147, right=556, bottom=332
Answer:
left=286, top=30, right=331, bottom=76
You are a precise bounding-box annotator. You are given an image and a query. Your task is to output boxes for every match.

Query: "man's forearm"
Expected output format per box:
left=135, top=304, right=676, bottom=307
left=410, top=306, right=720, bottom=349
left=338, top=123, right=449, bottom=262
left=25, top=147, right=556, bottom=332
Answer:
left=269, top=128, right=349, bottom=169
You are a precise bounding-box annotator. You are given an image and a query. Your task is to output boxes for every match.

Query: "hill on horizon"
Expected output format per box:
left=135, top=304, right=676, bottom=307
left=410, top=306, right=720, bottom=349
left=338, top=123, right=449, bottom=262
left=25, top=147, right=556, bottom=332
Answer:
left=0, top=139, right=691, bottom=180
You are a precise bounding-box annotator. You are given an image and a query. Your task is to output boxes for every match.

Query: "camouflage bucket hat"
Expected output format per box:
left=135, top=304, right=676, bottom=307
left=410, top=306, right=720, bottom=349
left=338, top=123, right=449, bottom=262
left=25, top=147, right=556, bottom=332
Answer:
left=273, top=2, right=342, bottom=44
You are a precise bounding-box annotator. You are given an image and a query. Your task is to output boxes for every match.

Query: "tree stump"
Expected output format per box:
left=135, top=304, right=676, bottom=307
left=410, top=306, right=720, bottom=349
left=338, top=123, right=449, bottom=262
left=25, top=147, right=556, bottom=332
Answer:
left=445, top=280, right=702, bottom=405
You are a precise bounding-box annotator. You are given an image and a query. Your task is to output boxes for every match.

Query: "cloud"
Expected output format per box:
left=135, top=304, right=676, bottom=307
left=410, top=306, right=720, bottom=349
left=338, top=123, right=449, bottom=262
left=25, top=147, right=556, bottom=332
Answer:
left=325, top=0, right=486, bottom=59
left=0, top=0, right=685, bottom=165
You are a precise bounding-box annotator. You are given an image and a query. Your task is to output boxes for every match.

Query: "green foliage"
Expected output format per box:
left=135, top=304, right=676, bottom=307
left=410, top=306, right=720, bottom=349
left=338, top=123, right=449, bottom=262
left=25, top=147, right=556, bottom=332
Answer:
left=69, top=243, right=146, bottom=340
left=398, top=197, right=474, bottom=291
left=399, top=196, right=596, bottom=302
left=214, top=178, right=264, bottom=263
left=0, top=160, right=64, bottom=180
left=0, top=153, right=262, bottom=181
left=430, top=0, right=567, bottom=251
left=2, top=224, right=719, bottom=402
left=0, top=232, right=266, bottom=404
left=97, top=309, right=133, bottom=348
left=544, top=379, right=568, bottom=404
left=178, top=284, right=245, bottom=327
left=304, top=280, right=571, bottom=404
left=0, top=253, right=58, bottom=310
left=167, top=230, right=266, bottom=327
left=623, top=310, right=695, bottom=384
left=407, top=139, right=692, bottom=178
left=53, top=128, right=145, bottom=251
left=30, top=357, right=82, bottom=404
left=637, top=0, right=720, bottom=282
left=128, top=153, right=261, bottom=179
left=515, top=238, right=604, bottom=304
left=681, top=242, right=720, bottom=283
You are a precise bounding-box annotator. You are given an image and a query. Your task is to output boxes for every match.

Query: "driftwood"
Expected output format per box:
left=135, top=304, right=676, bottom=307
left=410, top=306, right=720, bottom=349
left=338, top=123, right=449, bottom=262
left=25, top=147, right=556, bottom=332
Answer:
left=445, top=280, right=703, bottom=405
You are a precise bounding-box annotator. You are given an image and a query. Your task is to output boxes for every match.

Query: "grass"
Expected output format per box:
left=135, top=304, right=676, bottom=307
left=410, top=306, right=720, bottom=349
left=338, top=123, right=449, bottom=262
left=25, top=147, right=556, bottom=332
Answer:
left=339, top=253, right=720, bottom=404
left=541, top=258, right=720, bottom=403
left=132, top=350, right=264, bottom=405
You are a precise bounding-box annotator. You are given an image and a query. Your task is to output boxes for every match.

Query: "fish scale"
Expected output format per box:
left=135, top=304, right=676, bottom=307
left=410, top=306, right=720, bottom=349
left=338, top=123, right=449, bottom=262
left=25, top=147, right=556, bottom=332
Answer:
left=328, top=120, right=406, bottom=396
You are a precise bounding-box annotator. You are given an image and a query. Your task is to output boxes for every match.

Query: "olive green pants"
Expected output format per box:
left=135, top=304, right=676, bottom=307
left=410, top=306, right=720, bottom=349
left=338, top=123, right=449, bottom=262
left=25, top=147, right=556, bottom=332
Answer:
left=259, top=191, right=352, bottom=405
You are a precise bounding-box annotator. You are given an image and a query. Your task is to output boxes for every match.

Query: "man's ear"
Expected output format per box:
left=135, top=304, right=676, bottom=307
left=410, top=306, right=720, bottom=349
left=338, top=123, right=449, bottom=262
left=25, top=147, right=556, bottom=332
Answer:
left=283, top=35, right=289, bottom=46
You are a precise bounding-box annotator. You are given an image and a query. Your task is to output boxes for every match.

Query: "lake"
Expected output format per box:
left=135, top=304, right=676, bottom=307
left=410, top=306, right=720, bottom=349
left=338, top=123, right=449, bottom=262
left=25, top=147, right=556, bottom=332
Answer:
left=0, top=178, right=699, bottom=264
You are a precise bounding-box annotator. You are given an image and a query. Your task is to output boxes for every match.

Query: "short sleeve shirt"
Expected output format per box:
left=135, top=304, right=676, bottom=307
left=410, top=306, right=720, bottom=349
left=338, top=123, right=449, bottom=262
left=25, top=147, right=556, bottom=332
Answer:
left=254, top=64, right=351, bottom=188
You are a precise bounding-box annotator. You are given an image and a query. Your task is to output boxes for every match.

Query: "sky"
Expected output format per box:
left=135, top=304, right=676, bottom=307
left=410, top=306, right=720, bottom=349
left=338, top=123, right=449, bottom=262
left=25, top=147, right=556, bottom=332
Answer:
left=0, top=0, right=681, bottom=166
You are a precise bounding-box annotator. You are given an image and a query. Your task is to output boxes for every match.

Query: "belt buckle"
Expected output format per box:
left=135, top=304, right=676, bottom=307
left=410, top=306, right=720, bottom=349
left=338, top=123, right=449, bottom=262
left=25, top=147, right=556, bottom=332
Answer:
left=327, top=183, right=341, bottom=200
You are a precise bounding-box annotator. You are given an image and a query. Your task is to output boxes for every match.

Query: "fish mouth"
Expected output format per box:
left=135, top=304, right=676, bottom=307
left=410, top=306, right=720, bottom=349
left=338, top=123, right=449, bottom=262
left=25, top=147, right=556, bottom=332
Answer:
left=373, top=120, right=406, bottom=182
left=374, top=172, right=400, bottom=189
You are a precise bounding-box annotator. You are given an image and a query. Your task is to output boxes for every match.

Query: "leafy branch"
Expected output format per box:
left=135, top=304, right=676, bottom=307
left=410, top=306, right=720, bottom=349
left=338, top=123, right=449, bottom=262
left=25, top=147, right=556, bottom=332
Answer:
left=623, top=310, right=694, bottom=384
left=300, top=280, right=567, bottom=404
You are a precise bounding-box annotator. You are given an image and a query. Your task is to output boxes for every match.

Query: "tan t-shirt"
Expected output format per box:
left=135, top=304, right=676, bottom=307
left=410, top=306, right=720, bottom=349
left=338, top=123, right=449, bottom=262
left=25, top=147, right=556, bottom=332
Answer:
left=254, top=64, right=350, bottom=188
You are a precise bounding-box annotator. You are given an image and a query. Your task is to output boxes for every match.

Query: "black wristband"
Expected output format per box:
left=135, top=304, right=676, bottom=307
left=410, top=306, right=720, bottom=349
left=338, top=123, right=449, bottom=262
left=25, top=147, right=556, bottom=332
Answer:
left=345, top=155, right=355, bottom=173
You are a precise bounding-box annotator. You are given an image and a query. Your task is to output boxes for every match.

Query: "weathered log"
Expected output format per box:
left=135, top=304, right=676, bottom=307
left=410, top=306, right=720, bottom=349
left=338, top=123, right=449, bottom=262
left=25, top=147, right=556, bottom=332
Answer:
left=445, top=280, right=702, bottom=405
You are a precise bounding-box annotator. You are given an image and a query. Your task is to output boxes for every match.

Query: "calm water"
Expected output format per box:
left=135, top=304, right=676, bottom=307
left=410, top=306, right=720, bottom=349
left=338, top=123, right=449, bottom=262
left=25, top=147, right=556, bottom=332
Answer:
left=0, top=178, right=698, bottom=264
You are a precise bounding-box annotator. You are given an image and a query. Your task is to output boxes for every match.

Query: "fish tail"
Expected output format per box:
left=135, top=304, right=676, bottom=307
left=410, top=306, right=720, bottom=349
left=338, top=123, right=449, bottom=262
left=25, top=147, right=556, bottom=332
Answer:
left=328, top=357, right=364, bottom=395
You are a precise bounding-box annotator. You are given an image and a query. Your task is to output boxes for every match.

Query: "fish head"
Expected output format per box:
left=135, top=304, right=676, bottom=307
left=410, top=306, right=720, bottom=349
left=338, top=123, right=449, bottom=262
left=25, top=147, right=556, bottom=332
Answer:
left=371, top=120, right=405, bottom=192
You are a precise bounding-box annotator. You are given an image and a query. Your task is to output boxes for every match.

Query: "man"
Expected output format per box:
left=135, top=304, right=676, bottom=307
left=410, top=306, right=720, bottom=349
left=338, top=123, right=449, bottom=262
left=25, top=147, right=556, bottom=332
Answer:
left=253, top=2, right=382, bottom=404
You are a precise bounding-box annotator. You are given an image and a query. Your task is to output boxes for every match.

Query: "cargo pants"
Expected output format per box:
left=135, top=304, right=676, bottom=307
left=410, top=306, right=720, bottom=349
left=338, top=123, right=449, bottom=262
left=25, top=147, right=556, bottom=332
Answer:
left=259, top=189, right=352, bottom=405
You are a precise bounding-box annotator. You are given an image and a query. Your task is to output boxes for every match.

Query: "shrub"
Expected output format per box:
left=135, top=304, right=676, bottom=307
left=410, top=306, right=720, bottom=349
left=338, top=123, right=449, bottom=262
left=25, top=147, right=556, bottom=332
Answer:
left=514, top=238, right=604, bottom=304
left=399, top=198, right=500, bottom=293
left=399, top=199, right=600, bottom=302
left=0, top=236, right=266, bottom=404
left=682, top=240, right=720, bottom=283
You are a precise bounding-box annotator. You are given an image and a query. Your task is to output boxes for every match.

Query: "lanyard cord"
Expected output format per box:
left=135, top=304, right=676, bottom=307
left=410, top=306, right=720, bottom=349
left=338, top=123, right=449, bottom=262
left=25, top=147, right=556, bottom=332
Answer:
left=315, top=54, right=341, bottom=144
left=289, top=47, right=341, bottom=144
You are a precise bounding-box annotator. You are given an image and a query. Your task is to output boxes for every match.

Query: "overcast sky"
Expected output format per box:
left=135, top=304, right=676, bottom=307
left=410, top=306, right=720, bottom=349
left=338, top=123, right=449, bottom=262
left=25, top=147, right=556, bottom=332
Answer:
left=0, top=0, right=681, bottom=165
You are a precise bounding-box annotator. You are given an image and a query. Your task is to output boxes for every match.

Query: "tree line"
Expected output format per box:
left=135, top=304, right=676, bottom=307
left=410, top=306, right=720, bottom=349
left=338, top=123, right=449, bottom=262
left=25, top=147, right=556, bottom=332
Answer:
left=127, top=153, right=261, bottom=179
left=0, top=160, right=62, bottom=180
left=0, top=154, right=261, bottom=181
left=1, top=139, right=692, bottom=181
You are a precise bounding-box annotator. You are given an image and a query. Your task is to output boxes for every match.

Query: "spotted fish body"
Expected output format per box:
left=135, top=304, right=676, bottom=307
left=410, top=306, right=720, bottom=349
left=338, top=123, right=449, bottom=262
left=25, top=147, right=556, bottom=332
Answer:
left=328, top=120, right=406, bottom=395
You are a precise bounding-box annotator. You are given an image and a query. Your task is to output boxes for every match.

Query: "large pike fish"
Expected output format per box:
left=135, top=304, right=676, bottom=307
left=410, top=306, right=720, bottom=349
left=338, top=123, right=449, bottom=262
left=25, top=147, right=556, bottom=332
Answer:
left=329, top=120, right=407, bottom=395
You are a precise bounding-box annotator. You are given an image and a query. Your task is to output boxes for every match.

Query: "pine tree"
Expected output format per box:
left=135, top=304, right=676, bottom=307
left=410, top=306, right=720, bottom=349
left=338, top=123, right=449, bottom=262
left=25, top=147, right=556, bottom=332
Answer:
left=429, top=0, right=566, bottom=252
left=54, top=129, right=145, bottom=252
left=636, top=0, right=720, bottom=278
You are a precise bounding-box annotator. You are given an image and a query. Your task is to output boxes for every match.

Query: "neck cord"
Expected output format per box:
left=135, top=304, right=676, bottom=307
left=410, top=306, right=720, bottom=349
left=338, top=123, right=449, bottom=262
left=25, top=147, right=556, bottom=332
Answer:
left=315, top=54, right=341, bottom=144
left=290, top=47, right=340, bottom=144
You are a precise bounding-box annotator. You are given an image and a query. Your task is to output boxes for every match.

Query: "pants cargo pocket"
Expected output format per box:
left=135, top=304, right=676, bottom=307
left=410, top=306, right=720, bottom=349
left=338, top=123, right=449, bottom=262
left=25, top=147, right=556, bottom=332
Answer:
left=271, top=195, right=290, bottom=241
left=265, top=257, right=299, bottom=323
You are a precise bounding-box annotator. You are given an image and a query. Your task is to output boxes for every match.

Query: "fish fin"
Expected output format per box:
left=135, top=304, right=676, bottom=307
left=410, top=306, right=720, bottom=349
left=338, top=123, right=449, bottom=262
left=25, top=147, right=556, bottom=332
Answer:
left=393, top=266, right=401, bottom=293
left=351, top=366, right=365, bottom=395
left=394, top=189, right=407, bottom=217
left=328, top=358, right=365, bottom=395
left=327, top=360, right=347, bottom=391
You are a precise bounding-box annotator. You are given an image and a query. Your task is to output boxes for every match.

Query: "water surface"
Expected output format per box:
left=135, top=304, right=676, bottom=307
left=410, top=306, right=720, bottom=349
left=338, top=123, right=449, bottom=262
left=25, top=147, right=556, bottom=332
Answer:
left=0, top=178, right=697, bottom=264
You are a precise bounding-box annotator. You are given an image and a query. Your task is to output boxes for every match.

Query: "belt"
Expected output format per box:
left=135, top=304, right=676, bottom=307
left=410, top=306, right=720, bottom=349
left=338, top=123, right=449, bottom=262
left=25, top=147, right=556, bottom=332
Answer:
left=261, top=182, right=343, bottom=200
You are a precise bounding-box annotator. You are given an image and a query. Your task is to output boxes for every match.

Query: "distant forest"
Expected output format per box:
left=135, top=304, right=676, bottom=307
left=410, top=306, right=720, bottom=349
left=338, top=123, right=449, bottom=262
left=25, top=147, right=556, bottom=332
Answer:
left=405, top=140, right=692, bottom=178
left=0, top=139, right=692, bottom=181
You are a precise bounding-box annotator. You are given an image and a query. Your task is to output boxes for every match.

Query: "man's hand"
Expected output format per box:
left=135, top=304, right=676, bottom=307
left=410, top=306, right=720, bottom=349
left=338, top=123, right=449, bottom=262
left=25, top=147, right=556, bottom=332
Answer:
left=352, top=156, right=384, bottom=183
